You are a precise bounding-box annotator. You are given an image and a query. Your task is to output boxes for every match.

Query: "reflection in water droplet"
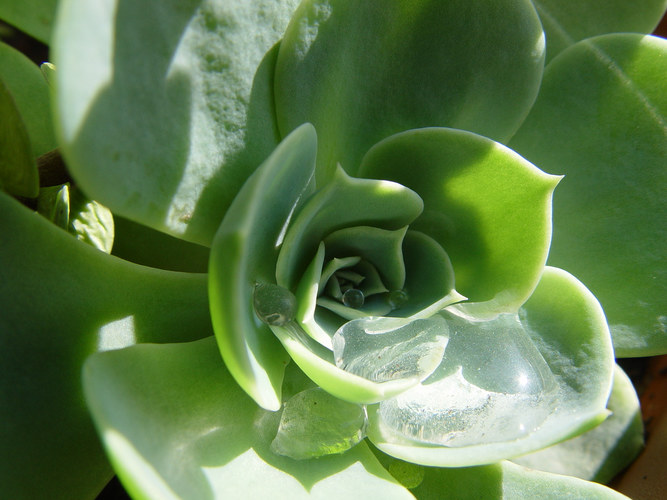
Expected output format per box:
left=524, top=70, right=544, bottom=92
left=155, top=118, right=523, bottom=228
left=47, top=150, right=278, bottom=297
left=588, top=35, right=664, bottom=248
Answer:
left=342, top=288, right=365, bottom=308
left=387, top=289, right=408, bottom=309
left=333, top=316, right=449, bottom=384
left=270, top=387, right=367, bottom=460
left=377, top=313, right=558, bottom=447
left=253, top=283, right=296, bottom=326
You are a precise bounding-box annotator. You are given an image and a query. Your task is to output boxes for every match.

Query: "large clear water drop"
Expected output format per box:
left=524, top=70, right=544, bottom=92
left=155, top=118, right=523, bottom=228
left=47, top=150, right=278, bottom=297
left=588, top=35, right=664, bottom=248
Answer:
left=377, top=313, right=558, bottom=447
left=332, top=316, right=449, bottom=384
left=270, top=387, right=367, bottom=460
left=253, top=283, right=296, bottom=326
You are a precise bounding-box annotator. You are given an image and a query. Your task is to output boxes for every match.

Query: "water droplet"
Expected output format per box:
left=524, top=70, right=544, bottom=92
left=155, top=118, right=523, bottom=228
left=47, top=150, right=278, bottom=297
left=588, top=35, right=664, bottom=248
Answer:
left=387, top=289, right=408, bottom=309
left=270, top=387, right=367, bottom=460
left=332, top=316, right=449, bottom=383
left=342, top=288, right=365, bottom=308
left=377, top=313, right=558, bottom=447
left=253, top=283, right=296, bottom=326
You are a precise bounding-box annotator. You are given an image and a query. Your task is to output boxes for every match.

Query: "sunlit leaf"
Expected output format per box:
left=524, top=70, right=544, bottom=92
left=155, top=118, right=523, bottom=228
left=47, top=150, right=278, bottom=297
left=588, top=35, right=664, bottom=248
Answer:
left=0, top=191, right=212, bottom=499
left=209, top=124, right=317, bottom=411
left=510, top=34, right=667, bottom=356
left=54, top=0, right=301, bottom=245
left=360, top=127, right=560, bottom=316
left=275, top=0, right=545, bottom=182
left=532, top=0, right=667, bottom=62
left=83, top=337, right=413, bottom=499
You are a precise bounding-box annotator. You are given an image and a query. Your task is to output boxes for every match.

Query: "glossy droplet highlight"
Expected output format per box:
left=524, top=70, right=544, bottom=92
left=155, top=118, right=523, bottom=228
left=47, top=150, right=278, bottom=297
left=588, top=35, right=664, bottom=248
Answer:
left=333, top=316, right=449, bottom=384
left=270, top=387, right=367, bottom=460
left=253, top=283, right=296, bottom=326
left=342, top=288, right=365, bottom=308
left=377, top=313, right=558, bottom=447
left=387, top=289, right=408, bottom=309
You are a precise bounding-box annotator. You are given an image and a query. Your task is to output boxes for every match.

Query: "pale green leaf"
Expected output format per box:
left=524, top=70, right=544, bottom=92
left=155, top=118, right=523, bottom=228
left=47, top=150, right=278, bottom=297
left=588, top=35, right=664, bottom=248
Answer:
left=53, top=0, right=301, bottom=245
left=510, top=34, right=667, bottom=356
left=275, top=0, right=545, bottom=183
left=397, top=459, right=629, bottom=499
left=359, top=128, right=560, bottom=317
left=209, top=124, right=317, bottom=411
left=83, top=337, right=413, bottom=500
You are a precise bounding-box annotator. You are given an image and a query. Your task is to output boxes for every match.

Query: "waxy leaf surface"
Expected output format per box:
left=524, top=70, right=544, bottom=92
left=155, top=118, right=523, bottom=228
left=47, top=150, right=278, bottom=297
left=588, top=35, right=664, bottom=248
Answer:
left=83, top=337, right=413, bottom=500
left=510, top=34, right=667, bottom=356
left=275, top=0, right=545, bottom=182
left=532, top=0, right=667, bottom=62
left=209, top=124, right=317, bottom=411
left=360, top=128, right=560, bottom=317
left=0, top=191, right=212, bottom=499
left=54, top=0, right=301, bottom=245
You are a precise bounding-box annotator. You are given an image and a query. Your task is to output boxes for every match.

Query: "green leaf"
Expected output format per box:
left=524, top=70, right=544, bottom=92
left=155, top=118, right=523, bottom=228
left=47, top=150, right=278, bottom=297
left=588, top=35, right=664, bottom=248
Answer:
left=83, top=337, right=413, bottom=500
left=0, top=40, right=57, bottom=157
left=36, top=182, right=70, bottom=227
left=509, top=34, right=667, bottom=356
left=0, top=0, right=57, bottom=44
left=270, top=320, right=423, bottom=405
left=367, top=267, right=614, bottom=466
left=383, top=458, right=629, bottom=499
left=53, top=0, right=301, bottom=245
left=276, top=165, right=423, bottom=291
left=532, top=0, right=667, bottom=62
left=0, top=77, right=38, bottom=197
left=0, top=191, right=213, bottom=499
left=275, top=0, right=545, bottom=182
left=359, top=127, right=560, bottom=317
left=513, top=364, right=644, bottom=484
left=209, top=124, right=317, bottom=411
left=111, top=215, right=210, bottom=273
left=68, top=185, right=115, bottom=253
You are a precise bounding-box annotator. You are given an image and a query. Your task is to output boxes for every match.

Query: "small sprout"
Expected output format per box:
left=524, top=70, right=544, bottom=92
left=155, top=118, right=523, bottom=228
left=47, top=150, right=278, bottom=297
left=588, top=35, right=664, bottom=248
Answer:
left=253, top=283, right=296, bottom=326
left=342, top=288, right=365, bottom=308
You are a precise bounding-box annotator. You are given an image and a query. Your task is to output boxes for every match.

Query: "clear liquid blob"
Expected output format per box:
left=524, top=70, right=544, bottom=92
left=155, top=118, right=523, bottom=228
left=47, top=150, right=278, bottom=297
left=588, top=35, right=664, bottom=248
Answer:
left=270, top=387, right=367, bottom=460
left=333, top=316, right=450, bottom=384
left=377, top=313, right=559, bottom=447
left=253, top=283, right=296, bottom=326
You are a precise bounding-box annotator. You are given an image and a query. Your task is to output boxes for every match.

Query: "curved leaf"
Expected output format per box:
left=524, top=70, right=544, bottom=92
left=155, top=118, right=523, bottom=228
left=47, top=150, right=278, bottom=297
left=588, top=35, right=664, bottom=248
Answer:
left=532, top=0, right=667, bottom=62
left=111, top=215, right=210, bottom=273
left=83, top=337, right=413, bottom=500
left=367, top=267, right=614, bottom=466
left=276, top=165, right=423, bottom=291
left=0, top=40, right=56, bottom=157
left=0, top=77, right=38, bottom=197
left=513, top=364, right=644, bottom=484
left=510, top=34, right=667, bottom=356
left=209, top=124, right=317, bottom=411
left=394, top=459, right=629, bottom=499
left=0, top=191, right=212, bottom=499
left=359, top=127, right=560, bottom=316
left=0, top=0, right=58, bottom=44
left=53, top=0, right=301, bottom=245
left=275, top=0, right=545, bottom=182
